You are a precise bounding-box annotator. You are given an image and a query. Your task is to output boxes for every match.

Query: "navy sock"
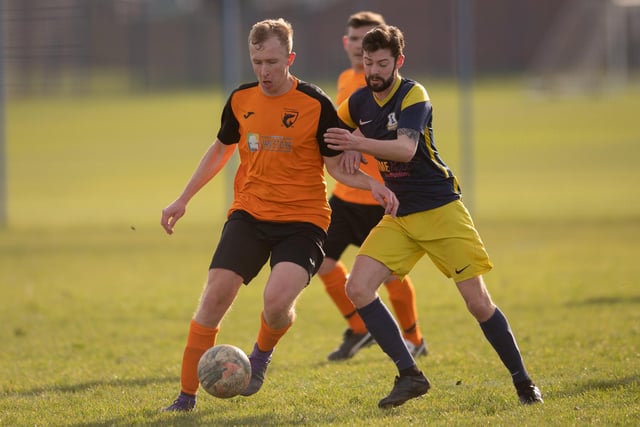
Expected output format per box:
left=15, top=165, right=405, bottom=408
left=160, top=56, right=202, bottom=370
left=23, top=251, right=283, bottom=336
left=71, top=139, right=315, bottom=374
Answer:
left=479, top=307, right=529, bottom=384
left=357, top=297, right=416, bottom=372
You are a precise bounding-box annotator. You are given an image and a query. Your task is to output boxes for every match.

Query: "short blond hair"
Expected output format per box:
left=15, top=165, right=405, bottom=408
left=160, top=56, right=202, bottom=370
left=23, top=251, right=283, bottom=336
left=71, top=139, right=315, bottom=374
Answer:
left=249, top=18, right=293, bottom=53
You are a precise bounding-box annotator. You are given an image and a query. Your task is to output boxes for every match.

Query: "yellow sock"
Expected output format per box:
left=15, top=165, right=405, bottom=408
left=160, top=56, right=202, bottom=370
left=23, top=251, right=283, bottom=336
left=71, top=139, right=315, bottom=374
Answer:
left=180, top=319, right=219, bottom=395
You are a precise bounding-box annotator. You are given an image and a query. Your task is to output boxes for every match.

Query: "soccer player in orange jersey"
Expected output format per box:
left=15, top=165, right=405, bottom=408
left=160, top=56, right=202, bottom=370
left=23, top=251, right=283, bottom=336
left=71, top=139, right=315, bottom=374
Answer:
left=160, top=18, right=398, bottom=412
left=318, top=11, right=427, bottom=361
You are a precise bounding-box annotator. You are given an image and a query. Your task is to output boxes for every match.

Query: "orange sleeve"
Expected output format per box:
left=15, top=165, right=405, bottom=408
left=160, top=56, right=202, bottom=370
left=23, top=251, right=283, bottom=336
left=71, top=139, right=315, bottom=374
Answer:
left=332, top=69, right=383, bottom=205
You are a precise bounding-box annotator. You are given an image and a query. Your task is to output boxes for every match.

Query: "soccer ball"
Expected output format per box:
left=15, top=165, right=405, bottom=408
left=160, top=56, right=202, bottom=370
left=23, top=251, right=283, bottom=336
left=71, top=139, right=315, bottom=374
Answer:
left=197, top=344, right=251, bottom=398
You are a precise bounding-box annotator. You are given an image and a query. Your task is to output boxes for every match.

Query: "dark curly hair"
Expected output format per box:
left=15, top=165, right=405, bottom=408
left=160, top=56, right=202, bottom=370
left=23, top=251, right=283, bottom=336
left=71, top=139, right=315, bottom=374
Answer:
left=362, top=24, right=405, bottom=60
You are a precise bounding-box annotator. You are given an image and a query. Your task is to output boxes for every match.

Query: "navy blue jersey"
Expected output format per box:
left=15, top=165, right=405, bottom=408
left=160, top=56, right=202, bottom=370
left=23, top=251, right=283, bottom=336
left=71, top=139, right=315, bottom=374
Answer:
left=337, top=77, right=461, bottom=216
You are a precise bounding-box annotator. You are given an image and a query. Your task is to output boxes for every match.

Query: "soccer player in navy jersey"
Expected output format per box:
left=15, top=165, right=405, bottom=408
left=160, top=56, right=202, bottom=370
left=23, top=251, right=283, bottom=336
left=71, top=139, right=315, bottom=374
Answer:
left=319, top=11, right=427, bottom=362
left=324, top=24, right=543, bottom=408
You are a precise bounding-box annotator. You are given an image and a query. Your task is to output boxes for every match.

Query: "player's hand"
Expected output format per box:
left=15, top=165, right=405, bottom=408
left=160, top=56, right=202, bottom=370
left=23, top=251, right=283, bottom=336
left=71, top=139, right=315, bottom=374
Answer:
left=370, top=181, right=399, bottom=217
left=324, top=127, right=358, bottom=152
left=339, top=150, right=365, bottom=174
left=161, top=199, right=187, bottom=235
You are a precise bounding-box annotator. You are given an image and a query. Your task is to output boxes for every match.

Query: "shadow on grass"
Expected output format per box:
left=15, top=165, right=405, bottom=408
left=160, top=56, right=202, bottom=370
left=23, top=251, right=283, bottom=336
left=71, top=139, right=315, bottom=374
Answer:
left=311, top=356, right=378, bottom=369
left=560, top=374, right=640, bottom=397
left=566, top=295, right=640, bottom=306
left=68, top=411, right=300, bottom=427
left=0, top=375, right=179, bottom=398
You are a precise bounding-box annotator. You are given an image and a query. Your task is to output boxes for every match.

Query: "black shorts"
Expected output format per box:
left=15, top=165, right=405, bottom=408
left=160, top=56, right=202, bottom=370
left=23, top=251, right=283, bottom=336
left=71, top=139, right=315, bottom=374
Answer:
left=210, top=210, right=327, bottom=285
left=323, top=195, right=385, bottom=260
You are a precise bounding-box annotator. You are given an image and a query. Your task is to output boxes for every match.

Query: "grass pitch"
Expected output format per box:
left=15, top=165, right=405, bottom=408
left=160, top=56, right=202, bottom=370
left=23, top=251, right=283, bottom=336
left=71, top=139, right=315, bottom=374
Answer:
left=1, top=78, right=639, bottom=426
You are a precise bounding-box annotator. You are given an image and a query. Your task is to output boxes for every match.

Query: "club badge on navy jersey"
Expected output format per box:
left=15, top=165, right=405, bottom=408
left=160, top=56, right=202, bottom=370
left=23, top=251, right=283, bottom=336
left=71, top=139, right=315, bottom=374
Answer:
left=386, top=112, right=398, bottom=131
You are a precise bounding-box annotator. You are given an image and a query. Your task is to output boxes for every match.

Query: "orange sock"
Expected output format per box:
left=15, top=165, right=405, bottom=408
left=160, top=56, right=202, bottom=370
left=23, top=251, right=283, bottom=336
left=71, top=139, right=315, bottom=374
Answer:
left=319, top=262, right=367, bottom=334
left=385, top=276, right=423, bottom=346
left=180, top=319, right=219, bottom=395
left=256, top=311, right=292, bottom=352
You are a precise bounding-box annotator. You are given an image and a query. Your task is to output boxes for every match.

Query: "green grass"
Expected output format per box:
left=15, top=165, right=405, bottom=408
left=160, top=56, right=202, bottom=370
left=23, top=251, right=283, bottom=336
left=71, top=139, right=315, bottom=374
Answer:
left=1, top=78, right=639, bottom=426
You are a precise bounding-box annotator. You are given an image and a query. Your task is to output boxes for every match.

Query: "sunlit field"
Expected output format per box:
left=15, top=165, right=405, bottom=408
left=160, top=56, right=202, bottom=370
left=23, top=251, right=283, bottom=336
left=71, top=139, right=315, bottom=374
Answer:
left=1, top=77, right=639, bottom=426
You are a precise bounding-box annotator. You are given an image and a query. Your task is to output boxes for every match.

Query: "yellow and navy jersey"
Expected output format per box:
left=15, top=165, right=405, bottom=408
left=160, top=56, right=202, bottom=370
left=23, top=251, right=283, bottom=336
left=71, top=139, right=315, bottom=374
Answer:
left=332, top=69, right=384, bottom=206
left=217, top=77, right=340, bottom=231
left=337, top=77, right=461, bottom=216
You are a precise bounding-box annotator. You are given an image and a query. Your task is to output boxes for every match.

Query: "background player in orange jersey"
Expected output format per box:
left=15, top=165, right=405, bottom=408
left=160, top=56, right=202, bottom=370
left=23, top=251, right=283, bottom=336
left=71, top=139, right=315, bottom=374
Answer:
left=318, top=11, right=427, bottom=361
left=160, top=18, right=398, bottom=412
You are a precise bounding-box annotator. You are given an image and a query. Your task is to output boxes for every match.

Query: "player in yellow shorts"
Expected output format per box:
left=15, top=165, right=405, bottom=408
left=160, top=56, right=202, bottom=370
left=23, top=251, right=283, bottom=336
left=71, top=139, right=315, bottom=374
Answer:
left=364, top=201, right=492, bottom=280
left=324, top=24, right=543, bottom=408
left=318, top=11, right=427, bottom=361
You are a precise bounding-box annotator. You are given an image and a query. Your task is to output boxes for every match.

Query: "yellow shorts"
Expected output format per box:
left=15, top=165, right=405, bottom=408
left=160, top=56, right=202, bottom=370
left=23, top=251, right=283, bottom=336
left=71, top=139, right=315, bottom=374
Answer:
left=359, top=199, right=493, bottom=282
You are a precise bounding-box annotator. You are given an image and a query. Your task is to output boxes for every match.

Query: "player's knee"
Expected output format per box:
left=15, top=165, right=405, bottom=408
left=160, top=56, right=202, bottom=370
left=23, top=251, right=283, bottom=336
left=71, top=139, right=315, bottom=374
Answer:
left=317, top=257, right=337, bottom=276
left=466, top=297, right=495, bottom=321
left=263, top=295, right=288, bottom=316
left=345, top=277, right=369, bottom=306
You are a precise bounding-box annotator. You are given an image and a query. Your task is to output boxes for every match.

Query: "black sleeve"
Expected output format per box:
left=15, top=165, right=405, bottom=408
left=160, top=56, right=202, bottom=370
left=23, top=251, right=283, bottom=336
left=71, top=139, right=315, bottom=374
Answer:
left=316, top=95, right=341, bottom=157
left=216, top=83, right=258, bottom=145
left=216, top=92, right=240, bottom=145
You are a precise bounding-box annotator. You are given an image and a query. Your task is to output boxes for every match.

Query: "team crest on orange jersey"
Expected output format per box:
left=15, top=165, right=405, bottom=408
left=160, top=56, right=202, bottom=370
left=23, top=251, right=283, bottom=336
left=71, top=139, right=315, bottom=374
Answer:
left=282, top=109, right=299, bottom=128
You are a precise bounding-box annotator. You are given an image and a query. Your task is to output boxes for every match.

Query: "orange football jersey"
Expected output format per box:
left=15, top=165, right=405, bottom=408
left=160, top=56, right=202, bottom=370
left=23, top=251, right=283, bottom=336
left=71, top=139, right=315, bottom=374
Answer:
left=333, top=68, right=383, bottom=205
left=217, top=78, right=339, bottom=231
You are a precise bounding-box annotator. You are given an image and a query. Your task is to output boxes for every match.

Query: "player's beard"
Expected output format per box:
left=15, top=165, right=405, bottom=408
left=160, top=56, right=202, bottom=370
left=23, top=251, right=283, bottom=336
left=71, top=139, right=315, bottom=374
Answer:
left=366, top=63, right=397, bottom=93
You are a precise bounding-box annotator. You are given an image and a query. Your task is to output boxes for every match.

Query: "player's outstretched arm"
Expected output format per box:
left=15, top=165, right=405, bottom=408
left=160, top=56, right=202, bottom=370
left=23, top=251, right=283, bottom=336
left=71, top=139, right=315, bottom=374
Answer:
left=324, top=155, right=398, bottom=217
left=324, top=127, right=417, bottom=162
left=338, top=150, right=367, bottom=175
left=161, top=140, right=236, bottom=234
